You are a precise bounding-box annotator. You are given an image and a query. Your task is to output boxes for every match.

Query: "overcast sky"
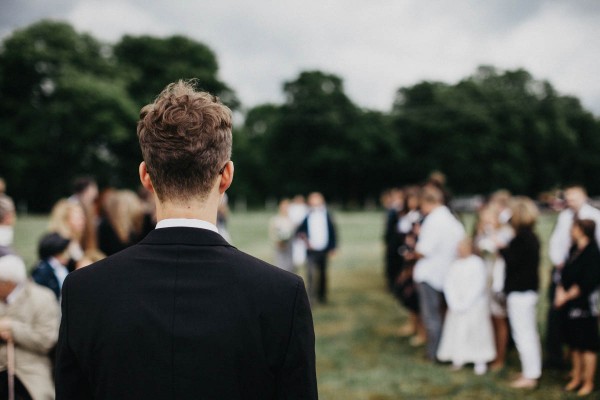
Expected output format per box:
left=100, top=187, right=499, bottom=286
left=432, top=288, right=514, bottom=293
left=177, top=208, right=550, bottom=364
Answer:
left=2, top=0, right=600, bottom=115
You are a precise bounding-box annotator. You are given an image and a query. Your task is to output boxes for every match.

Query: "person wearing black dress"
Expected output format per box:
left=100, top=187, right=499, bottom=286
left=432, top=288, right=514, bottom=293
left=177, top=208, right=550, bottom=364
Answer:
left=554, top=218, right=600, bottom=397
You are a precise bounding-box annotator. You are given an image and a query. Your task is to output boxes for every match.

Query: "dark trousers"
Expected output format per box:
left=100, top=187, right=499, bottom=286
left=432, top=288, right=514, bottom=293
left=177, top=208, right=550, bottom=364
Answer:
left=307, top=250, right=328, bottom=304
left=416, top=282, right=443, bottom=361
left=545, top=267, right=567, bottom=368
left=0, top=371, right=33, bottom=400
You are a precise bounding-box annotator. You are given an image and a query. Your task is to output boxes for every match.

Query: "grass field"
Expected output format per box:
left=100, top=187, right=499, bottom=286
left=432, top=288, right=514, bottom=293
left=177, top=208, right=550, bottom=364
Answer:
left=12, top=210, right=590, bottom=399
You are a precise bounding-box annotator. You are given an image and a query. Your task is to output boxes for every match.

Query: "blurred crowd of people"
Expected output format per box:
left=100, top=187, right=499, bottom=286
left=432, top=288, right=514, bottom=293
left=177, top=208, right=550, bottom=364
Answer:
left=269, top=192, right=337, bottom=305
left=0, top=176, right=165, bottom=399
left=382, top=176, right=600, bottom=396
left=3, top=166, right=600, bottom=397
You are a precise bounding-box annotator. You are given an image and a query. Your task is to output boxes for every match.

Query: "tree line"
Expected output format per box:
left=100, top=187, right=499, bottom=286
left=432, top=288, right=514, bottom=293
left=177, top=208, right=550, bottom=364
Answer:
left=1, top=20, right=599, bottom=210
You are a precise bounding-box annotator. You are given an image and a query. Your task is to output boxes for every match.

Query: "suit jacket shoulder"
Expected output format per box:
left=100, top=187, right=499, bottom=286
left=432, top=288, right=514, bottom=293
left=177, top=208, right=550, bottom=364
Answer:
left=57, top=227, right=317, bottom=400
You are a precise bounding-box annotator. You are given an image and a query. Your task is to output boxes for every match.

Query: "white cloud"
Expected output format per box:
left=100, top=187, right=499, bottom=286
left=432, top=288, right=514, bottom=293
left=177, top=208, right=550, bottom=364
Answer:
left=2, top=0, right=599, bottom=114
left=66, top=1, right=171, bottom=41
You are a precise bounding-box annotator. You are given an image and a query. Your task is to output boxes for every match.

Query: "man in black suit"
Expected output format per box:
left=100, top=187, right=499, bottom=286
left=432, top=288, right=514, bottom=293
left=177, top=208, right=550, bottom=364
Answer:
left=55, top=81, right=318, bottom=399
left=296, top=192, right=337, bottom=305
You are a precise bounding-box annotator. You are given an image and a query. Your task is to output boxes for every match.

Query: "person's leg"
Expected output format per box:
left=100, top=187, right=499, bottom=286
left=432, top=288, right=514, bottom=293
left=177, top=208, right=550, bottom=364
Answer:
left=474, top=362, right=487, bottom=375
left=578, top=351, right=596, bottom=395
left=491, top=316, right=509, bottom=370
left=545, top=268, right=567, bottom=369
left=399, top=312, right=417, bottom=337
left=566, top=350, right=583, bottom=390
left=305, top=251, right=317, bottom=303
left=507, top=291, right=542, bottom=382
left=416, top=282, right=442, bottom=361
left=316, top=251, right=328, bottom=303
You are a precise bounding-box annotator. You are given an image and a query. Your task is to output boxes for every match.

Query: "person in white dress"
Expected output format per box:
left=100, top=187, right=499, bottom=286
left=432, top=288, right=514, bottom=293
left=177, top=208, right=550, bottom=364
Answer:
left=288, top=195, right=309, bottom=267
left=437, top=239, right=496, bottom=375
left=474, top=204, right=514, bottom=371
left=269, top=199, right=296, bottom=273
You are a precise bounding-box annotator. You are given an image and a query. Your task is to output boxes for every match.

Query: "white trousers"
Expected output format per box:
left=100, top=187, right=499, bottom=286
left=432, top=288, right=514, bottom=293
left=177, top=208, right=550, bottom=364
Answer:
left=507, top=291, right=542, bottom=379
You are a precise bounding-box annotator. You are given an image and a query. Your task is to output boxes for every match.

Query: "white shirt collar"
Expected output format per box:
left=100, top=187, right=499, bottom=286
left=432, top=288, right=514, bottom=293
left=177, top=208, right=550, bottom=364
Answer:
left=155, top=218, right=219, bottom=233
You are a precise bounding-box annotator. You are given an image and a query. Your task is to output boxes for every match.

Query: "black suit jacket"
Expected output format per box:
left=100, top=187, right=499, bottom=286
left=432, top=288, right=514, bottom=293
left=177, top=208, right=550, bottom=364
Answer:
left=55, top=227, right=317, bottom=399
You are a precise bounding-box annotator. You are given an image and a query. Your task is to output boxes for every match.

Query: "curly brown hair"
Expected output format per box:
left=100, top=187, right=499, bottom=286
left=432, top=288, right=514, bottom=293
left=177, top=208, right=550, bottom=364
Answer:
left=137, top=80, right=232, bottom=203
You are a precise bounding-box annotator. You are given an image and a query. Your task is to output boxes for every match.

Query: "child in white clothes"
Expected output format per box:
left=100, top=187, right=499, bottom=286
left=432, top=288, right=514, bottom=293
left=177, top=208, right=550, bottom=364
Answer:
left=437, top=239, right=496, bottom=375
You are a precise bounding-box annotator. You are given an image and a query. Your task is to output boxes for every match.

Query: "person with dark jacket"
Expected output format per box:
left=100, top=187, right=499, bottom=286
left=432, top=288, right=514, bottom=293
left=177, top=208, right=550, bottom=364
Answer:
left=55, top=81, right=317, bottom=400
left=499, top=196, right=541, bottom=389
left=297, top=192, right=337, bottom=305
left=383, top=189, right=404, bottom=291
left=554, top=219, right=600, bottom=396
left=31, top=232, right=71, bottom=301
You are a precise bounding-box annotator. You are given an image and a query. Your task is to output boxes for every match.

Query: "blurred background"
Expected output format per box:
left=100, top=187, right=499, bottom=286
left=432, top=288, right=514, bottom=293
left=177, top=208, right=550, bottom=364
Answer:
left=1, top=0, right=600, bottom=212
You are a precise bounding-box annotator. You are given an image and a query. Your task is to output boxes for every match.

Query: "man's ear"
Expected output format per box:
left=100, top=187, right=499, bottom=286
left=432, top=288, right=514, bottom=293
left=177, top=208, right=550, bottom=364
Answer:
left=139, top=162, right=155, bottom=193
left=219, top=161, right=234, bottom=194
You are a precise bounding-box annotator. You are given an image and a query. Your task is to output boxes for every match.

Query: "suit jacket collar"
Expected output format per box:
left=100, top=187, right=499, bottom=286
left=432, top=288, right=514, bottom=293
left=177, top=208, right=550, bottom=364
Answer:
left=140, top=227, right=233, bottom=248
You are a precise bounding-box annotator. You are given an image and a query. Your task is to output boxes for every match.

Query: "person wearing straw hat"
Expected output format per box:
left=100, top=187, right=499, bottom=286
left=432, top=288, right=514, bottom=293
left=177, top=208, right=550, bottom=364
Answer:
left=0, top=254, right=59, bottom=400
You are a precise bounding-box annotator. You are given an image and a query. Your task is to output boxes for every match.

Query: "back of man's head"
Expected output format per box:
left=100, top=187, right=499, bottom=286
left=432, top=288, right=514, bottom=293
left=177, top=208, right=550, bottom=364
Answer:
left=421, top=185, right=444, bottom=206
left=137, top=80, right=233, bottom=204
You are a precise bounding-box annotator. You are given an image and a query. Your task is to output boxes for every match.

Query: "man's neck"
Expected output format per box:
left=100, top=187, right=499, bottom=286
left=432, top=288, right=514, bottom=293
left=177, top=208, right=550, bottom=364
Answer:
left=156, top=199, right=219, bottom=225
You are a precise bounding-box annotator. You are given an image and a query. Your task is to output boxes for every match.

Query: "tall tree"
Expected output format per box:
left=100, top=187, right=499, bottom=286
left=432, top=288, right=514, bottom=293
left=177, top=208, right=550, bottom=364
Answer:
left=113, top=35, right=239, bottom=109
left=392, top=66, right=600, bottom=195
left=250, top=70, right=401, bottom=205
left=0, top=20, right=138, bottom=210
left=263, top=71, right=360, bottom=202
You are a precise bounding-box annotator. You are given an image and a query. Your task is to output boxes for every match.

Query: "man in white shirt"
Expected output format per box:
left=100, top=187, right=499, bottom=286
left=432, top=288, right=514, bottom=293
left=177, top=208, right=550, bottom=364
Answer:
left=546, top=185, right=600, bottom=369
left=409, top=185, right=465, bottom=361
left=296, top=192, right=337, bottom=305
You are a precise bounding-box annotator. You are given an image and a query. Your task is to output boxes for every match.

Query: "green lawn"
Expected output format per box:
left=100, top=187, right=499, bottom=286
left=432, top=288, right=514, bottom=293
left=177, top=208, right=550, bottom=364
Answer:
left=13, top=210, right=586, bottom=399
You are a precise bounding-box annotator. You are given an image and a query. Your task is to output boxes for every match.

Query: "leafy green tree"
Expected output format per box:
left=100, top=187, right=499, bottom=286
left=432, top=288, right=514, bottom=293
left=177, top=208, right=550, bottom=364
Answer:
left=263, top=71, right=361, bottom=202
left=392, top=66, right=600, bottom=196
left=0, top=20, right=138, bottom=210
left=113, top=35, right=239, bottom=109
left=229, top=104, right=281, bottom=206
left=249, top=70, right=402, bottom=205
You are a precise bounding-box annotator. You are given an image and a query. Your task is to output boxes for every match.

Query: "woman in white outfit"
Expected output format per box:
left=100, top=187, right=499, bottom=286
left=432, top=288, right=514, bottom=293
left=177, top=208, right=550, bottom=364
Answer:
left=269, top=199, right=296, bottom=273
left=499, top=197, right=542, bottom=389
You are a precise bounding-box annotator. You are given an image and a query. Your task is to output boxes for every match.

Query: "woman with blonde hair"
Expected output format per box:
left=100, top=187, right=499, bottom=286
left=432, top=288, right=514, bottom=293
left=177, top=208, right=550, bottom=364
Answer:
left=499, top=196, right=542, bottom=389
left=47, top=198, right=87, bottom=268
left=98, top=190, right=145, bottom=256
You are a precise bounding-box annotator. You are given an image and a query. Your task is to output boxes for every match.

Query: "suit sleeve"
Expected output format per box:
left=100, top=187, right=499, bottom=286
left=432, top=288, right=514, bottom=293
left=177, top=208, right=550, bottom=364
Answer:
left=55, top=276, right=93, bottom=400
left=327, top=214, right=337, bottom=251
left=549, top=211, right=571, bottom=266
left=296, top=217, right=308, bottom=237
left=276, top=280, right=318, bottom=400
